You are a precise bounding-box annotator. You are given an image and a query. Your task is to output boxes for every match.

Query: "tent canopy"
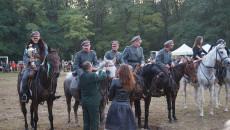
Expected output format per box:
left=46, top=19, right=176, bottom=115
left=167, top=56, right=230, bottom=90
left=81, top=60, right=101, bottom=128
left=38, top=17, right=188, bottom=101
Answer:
left=202, top=44, right=211, bottom=52
left=172, top=44, right=193, bottom=56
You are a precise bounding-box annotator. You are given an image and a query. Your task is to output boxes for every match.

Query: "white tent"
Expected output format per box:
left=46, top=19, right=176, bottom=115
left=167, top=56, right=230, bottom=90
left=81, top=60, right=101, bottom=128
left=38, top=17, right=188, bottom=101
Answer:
left=202, top=44, right=211, bottom=52
left=172, top=44, right=193, bottom=56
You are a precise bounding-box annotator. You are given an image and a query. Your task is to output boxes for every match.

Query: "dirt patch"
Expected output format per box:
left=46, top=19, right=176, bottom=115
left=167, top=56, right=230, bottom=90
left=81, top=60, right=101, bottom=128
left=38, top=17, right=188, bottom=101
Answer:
left=0, top=72, right=229, bottom=130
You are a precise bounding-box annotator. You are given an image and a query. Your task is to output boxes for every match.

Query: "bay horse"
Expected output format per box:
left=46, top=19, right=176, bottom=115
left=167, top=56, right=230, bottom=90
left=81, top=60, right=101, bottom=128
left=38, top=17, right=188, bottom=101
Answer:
left=134, top=61, right=197, bottom=128
left=64, top=59, right=117, bottom=127
left=17, top=48, right=61, bottom=130
left=196, top=43, right=230, bottom=117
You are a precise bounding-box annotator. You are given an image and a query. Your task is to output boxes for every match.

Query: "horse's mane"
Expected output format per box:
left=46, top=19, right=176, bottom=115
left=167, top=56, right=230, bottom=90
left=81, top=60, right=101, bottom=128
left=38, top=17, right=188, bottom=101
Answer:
left=46, top=49, right=60, bottom=73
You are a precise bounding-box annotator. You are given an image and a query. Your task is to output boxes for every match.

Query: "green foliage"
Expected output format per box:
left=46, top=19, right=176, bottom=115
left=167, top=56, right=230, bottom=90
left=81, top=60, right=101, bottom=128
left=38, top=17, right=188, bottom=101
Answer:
left=0, top=0, right=230, bottom=60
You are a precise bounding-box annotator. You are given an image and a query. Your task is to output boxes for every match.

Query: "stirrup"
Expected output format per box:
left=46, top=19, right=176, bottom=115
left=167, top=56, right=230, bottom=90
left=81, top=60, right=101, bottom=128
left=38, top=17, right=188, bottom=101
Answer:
left=21, top=94, right=27, bottom=103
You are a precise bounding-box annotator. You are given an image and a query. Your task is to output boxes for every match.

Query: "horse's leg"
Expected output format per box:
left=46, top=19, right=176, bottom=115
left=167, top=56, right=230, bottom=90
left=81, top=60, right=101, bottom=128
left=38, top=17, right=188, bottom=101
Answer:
left=33, top=103, right=39, bottom=130
left=166, top=94, right=172, bottom=122
left=180, top=78, right=187, bottom=109
left=144, top=96, right=151, bottom=129
left=21, top=102, right=29, bottom=130
left=30, top=102, right=34, bottom=128
left=66, top=95, right=72, bottom=123
left=172, top=93, right=178, bottom=120
left=198, top=86, right=204, bottom=117
left=209, top=85, right=215, bottom=115
left=224, top=83, right=229, bottom=112
left=134, top=99, right=141, bottom=128
left=47, top=99, right=54, bottom=130
left=194, top=86, right=199, bottom=106
left=214, top=83, right=221, bottom=108
left=73, top=100, right=80, bottom=127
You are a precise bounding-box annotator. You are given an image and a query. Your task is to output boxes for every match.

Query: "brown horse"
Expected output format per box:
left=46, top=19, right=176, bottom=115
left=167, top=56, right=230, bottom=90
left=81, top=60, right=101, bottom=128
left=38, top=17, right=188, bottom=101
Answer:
left=134, top=61, right=196, bottom=129
left=17, top=49, right=61, bottom=130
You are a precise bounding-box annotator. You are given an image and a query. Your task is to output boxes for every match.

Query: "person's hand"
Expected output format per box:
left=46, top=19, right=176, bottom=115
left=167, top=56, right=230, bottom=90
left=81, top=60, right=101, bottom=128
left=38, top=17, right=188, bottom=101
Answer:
left=92, top=67, right=98, bottom=71
left=171, top=63, right=175, bottom=68
left=165, top=64, right=170, bottom=68
left=34, top=54, right=40, bottom=59
left=30, top=58, right=35, bottom=62
left=140, top=64, right=145, bottom=67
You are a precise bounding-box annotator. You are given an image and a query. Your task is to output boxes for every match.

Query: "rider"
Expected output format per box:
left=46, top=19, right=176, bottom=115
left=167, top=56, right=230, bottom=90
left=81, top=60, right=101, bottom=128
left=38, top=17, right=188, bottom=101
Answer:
left=72, top=40, right=99, bottom=76
left=192, top=36, right=207, bottom=61
left=20, top=31, right=48, bottom=102
left=154, top=40, right=175, bottom=96
left=122, top=35, right=145, bottom=69
left=104, top=40, right=123, bottom=67
left=156, top=40, right=175, bottom=74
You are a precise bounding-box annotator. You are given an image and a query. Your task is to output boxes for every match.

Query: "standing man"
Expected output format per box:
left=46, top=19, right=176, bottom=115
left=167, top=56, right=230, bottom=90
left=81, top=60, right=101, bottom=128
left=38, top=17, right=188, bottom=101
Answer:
left=104, top=40, right=123, bottom=66
left=122, top=35, right=145, bottom=69
left=72, top=40, right=99, bottom=76
left=155, top=40, right=175, bottom=73
left=79, top=61, right=107, bottom=130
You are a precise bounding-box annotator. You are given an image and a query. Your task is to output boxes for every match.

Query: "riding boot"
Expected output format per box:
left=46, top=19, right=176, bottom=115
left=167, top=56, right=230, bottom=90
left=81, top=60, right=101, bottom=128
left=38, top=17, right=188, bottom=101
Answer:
left=20, top=80, right=28, bottom=103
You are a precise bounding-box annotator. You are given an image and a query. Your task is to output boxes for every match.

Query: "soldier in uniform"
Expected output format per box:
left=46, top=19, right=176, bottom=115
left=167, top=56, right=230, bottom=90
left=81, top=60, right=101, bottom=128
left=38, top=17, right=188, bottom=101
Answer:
left=155, top=40, right=175, bottom=73
left=20, top=31, right=48, bottom=102
left=72, top=40, right=99, bottom=76
left=79, top=61, right=107, bottom=130
left=104, top=40, right=123, bottom=67
left=122, top=35, right=145, bottom=69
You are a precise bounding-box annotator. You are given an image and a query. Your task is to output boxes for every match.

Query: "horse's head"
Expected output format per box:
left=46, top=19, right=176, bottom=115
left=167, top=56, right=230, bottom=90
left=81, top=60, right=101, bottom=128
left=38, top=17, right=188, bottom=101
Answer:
left=40, top=48, right=61, bottom=79
left=211, top=42, right=230, bottom=66
left=99, top=59, right=117, bottom=78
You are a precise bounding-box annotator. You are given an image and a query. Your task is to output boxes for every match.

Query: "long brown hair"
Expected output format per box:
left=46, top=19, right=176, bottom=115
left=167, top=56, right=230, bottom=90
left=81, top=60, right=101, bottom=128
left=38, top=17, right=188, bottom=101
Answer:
left=26, top=38, right=46, bottom=59
left=193, top=36, right=203, bottom=48
left=118, top=64, right=135, bottom=91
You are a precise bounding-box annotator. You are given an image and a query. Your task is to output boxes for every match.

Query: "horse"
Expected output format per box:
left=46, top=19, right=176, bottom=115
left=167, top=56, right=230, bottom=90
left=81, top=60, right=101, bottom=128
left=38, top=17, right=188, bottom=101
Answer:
left=63, top=59, right=117, bottom=127
left=196, top=43, right=230, bottom=117
left=17, top=48, right=61, bottom=130
left=134, top=60, right=197, bottom=128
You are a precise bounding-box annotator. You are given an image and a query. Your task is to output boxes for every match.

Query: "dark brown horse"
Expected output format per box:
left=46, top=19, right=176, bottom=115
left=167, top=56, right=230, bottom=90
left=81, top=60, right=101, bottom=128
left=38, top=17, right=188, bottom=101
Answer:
left=134, top=61, right=196, bottom=129
left=17, top=49, right=61, bottom=130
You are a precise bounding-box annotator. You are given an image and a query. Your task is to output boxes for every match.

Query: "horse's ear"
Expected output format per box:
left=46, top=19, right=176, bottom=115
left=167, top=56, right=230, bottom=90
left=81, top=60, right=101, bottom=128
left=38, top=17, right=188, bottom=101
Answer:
left=48, top=46, right=51, bottom=53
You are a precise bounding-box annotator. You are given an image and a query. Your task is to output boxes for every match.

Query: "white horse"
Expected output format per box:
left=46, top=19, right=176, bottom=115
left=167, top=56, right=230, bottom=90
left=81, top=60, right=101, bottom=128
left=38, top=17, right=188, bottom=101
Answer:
left=196, top=43, right=230, bottom=117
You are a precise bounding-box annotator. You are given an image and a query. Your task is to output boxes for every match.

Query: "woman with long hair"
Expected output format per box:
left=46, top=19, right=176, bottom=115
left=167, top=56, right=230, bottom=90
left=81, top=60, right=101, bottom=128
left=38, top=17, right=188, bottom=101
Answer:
left=105, top=64, right=137, bottom=130
left=192, top=36, right=207, bottom=61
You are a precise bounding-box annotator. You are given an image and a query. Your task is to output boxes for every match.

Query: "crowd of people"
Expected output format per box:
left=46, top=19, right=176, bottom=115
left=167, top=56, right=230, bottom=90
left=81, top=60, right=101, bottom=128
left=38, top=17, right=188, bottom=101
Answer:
left=0, top=60, right=23, bottom=72
left=18, top=31, right=228, bottom=130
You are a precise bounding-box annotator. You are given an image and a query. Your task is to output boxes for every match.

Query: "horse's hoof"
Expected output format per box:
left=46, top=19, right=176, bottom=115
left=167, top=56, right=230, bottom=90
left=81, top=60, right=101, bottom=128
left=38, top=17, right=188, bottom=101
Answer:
left=224, top=108, right=229, bottom=112
left=210, top=111, right=214, bottom=115
left=199, top=113, right=204, bottom=117
left=25, top=128, right=29, bottom=130
left=173, top=117, right=178, bottom=121
left=169, top=120, right=173, bottom=123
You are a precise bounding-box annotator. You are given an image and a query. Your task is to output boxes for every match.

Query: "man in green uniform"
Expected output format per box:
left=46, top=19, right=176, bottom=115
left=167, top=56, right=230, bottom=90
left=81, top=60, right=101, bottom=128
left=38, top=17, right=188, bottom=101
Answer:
left=122, top=35, right=145, bottom=69
left=73, top=40, right=99, bottom=75
left=79, top=61, right=107, bottom=130
left=104, top=40, right=123, bottom=67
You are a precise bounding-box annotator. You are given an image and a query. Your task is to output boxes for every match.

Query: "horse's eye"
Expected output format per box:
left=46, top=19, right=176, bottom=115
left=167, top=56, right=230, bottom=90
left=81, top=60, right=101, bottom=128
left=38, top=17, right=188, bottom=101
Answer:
left=220, top=51, right=223, bottom=54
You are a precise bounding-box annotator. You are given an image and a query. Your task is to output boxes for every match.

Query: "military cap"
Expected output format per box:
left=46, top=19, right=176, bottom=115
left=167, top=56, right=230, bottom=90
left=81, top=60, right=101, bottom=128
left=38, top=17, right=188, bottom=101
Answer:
left=81, top=40, right=91, bottom=46
left=130, top=35, right=141, bottom=42
left=30, top=31, right=40, bottom=37
left=164, top=40, right=174, bottom=46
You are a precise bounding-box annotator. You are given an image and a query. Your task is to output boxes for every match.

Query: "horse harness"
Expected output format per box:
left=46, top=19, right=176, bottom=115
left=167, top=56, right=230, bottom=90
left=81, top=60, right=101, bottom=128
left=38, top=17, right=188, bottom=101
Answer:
left=199, top=47, right=229, bottom=85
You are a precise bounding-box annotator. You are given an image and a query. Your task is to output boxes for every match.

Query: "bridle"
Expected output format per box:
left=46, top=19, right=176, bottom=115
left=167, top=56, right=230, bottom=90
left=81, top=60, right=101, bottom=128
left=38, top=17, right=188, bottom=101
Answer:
left=200, top=46, right=228, bottom=84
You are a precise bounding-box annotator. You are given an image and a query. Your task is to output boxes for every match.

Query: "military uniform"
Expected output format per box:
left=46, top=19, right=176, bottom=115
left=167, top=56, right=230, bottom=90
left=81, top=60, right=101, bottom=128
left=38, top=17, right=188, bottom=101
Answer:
left=79, top=70, right=107, bottom=130
left=122, top=45, right=145, bottom=68
left=21, top=42, right=48, bottom=101
left=155, top=48, right=172, bottom=68
left=73, top=50, right=99, bottom=75
left=104, top=50, right=123, bottom=65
